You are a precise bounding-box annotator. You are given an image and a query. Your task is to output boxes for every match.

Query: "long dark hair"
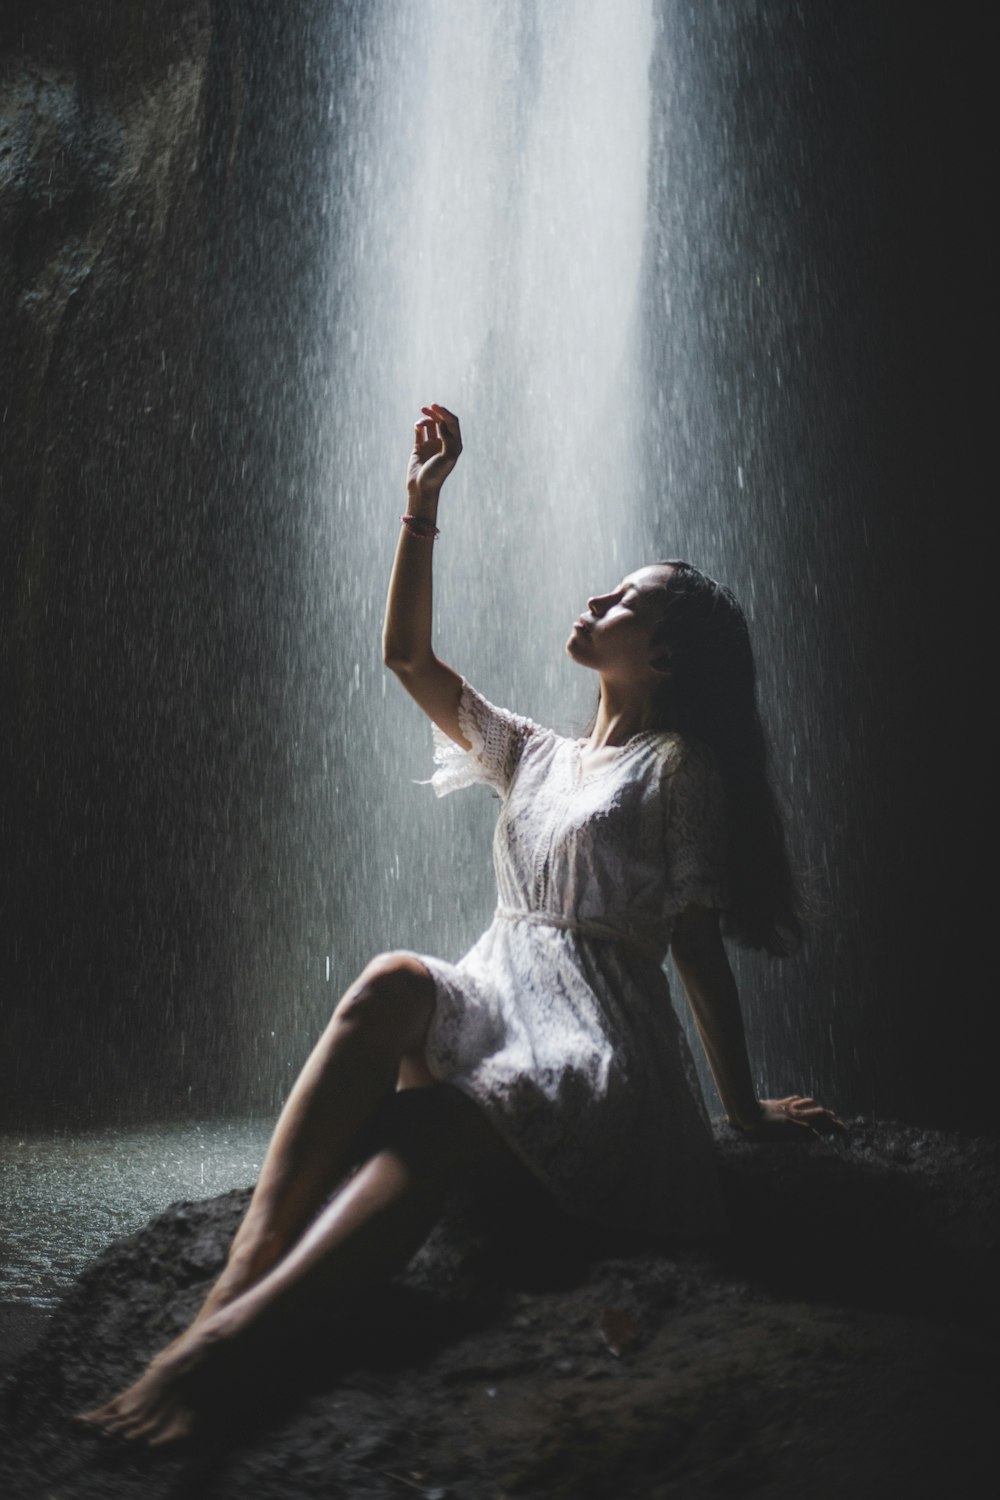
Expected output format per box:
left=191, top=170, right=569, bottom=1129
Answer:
left=646, top=561, right=801, bottom=957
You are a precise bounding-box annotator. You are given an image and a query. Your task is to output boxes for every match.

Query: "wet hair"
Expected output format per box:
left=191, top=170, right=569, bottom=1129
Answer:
left=644, top=560, right=801, bottom=956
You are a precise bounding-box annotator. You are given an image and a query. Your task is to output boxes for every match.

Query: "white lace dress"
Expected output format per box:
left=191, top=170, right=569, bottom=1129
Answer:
left=412, top=680, right=731, bottom=1241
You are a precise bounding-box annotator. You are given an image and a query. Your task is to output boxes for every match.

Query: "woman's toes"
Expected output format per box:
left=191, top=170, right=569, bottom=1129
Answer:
left=74, top=1409, right=114, bottom=1436
left=125, top=1415, right=164, bottom=1444
left=78, top=1398, right=120, bottom=1423
left=148, top=1411, right=193, bottom=1448
left=107, top=1414, right=139, bottom=1438
left=78, top=1409, right=121, bottom=1433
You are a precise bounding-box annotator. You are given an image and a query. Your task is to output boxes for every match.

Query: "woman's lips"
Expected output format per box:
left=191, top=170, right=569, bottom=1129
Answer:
left=572, top=619, right=591, bottom=636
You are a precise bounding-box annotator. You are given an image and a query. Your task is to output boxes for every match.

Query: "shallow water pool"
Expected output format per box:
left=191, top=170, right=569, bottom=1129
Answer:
left=0, top=1119, right=272, bottom=1308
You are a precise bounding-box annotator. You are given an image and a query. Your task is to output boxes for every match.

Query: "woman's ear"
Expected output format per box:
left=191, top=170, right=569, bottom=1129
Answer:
left=649, top=645, right=672, bottom=680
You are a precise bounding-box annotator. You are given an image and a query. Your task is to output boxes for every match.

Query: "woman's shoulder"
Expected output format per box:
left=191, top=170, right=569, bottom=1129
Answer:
left=648, top=733, right=726, bottom=819
left=649, top=729, right=720, bottom=781
left=652, top=732, right=728, bottom=854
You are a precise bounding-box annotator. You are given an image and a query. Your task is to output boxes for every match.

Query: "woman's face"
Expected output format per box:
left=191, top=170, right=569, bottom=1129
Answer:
left=566, top=564, right=675, bottom=681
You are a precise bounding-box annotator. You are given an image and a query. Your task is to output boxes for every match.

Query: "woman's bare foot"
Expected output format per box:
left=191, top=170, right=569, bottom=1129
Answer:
left=77, top=1322, right=230, bottom=1448
left=76, top=1215, right=337, bottom=1445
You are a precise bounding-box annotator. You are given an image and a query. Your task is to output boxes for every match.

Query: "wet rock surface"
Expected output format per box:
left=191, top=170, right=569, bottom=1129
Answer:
left=2, top=1120, right=997, bottom=1499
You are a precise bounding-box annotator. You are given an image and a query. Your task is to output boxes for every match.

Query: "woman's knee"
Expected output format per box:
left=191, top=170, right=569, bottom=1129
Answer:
left=334, top=952, right=435, bottom=1047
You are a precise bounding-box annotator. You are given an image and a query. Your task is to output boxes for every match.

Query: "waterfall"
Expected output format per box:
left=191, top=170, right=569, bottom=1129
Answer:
left=265, top=1, right=658, bottom=1099
left=256, top=0, right=856, bottom=1118
left=330, top=0, right=655, bottom=693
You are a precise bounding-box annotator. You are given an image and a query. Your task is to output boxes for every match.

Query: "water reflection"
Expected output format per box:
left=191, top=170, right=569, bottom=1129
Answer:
left=0, top=1120, right=270, bottom=1308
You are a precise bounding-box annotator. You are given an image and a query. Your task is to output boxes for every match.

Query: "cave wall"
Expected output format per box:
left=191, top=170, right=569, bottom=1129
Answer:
left=0, top=0, right=346, bottom=1122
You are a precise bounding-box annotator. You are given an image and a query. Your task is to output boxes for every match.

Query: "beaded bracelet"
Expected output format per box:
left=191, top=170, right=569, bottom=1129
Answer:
left=400, top=513, right=440, bottom=540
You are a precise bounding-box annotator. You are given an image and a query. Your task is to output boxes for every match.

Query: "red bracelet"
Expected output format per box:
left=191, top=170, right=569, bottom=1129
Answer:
left=400, top=513, right=440, bottom=540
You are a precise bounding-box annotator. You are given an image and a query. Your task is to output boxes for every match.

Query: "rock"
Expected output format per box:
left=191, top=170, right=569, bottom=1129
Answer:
left=1, top=1120, right=997, bottom=1498
left=0, top=0, right=341, bottom=1127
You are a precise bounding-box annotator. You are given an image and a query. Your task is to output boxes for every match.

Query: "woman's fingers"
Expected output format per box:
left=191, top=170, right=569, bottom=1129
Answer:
left=414, top=406, right=462, bottom=469
left=755, top=1096, right=847, bottom=1137
left=408, top=405, right=461, bottom=497
left=421, top=404, right=462, bottom=444
left=422, top=402, right=458, bottom=425
left=411, top=419, right=439, bottom=464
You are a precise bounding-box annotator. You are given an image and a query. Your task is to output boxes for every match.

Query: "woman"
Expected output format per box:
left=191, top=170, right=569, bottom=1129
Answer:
left=83, top=403, right=838, bottom=1446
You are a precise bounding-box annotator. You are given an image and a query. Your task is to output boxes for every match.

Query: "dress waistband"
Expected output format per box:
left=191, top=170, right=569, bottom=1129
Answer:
left=494, top=905, right=665, bottom=964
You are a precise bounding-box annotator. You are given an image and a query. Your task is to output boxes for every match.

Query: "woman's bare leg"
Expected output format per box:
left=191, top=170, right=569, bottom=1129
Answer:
left=80, top=1088, right=514, bottom=1446
left=78, top=952, right=438, bottom=1436
left=191, top=952, right=437, bottom=1322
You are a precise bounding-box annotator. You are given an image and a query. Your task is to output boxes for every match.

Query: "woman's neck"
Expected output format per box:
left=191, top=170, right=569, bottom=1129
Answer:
left=586, top=680, right=658, bottom=751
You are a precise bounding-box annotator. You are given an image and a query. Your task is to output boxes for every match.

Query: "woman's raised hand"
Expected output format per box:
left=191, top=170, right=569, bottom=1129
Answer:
left=407, top=404, right=463, bottom=501
left=741, top=1094, right=846, bottom=1140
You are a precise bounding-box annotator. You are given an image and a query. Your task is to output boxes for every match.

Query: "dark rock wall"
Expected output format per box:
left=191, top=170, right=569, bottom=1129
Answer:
left=0, top=0, right=347, bottom=1121
left=2, top=3, right=223, bottom=1111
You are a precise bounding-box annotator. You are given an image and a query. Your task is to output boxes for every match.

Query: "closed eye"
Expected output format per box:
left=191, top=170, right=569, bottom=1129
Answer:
left=590, top=585, right=635, bottom=616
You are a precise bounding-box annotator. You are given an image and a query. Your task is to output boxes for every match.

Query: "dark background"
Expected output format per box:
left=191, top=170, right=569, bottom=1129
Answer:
left=0, top=1, right=990, bottom=1129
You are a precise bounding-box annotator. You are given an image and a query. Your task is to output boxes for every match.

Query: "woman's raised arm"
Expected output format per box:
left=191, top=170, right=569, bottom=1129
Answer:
left=382, top=404, right=471, bottom=748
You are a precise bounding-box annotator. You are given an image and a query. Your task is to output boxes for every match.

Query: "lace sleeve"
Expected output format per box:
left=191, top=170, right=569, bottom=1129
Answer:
left=428, top=680, right=537, bottom=798
left=660, top=738, right=731, bottom=916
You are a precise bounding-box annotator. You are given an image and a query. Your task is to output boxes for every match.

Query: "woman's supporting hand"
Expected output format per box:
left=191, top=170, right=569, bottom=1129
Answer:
left=407, top=403, right=462, bottom=502
left=734, top=1095, right=846, bottom=1140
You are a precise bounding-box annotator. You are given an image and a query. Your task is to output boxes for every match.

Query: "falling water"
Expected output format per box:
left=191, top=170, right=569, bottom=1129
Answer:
left=273, top=0, right=875, bottom=1122
left=275, top=0, right=658, bottom=1065
left=232, top=0, right=876, bottom=1120
left=325, top=0, right=656, bottom=728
